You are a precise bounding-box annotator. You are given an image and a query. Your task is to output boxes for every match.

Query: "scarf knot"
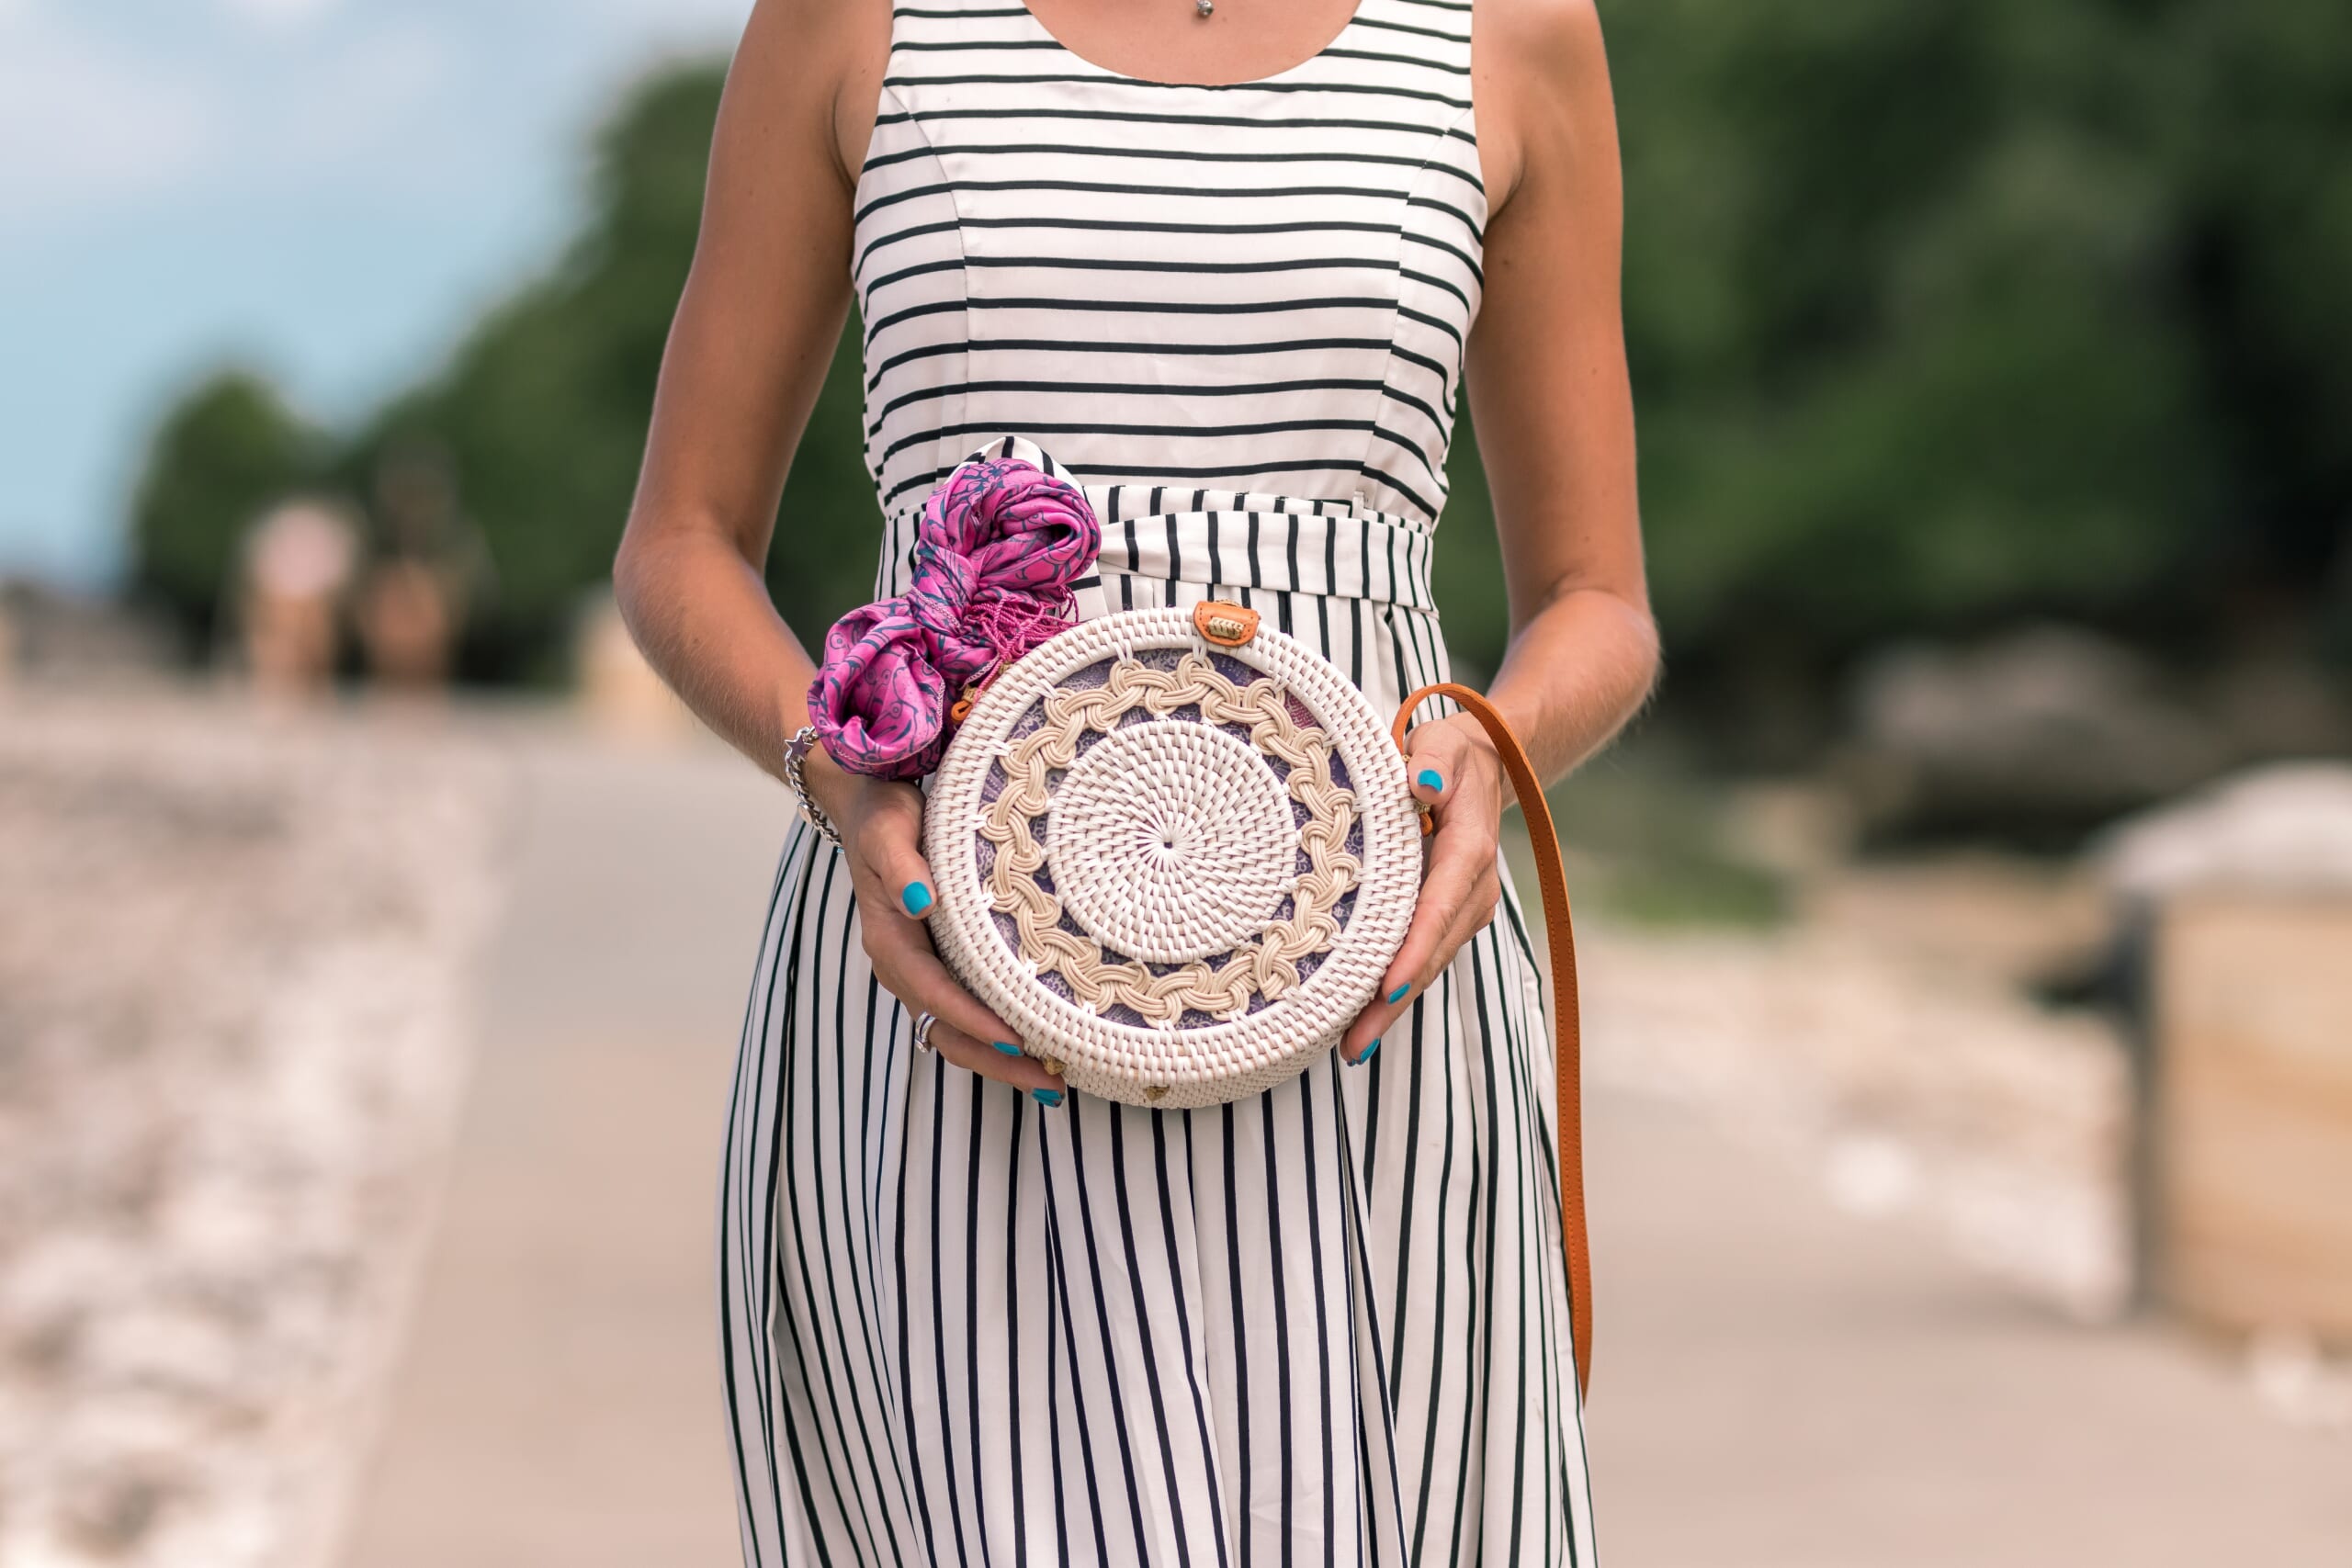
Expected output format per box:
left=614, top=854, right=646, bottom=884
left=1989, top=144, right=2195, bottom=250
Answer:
left=808, top=452, right=1100, bottom=780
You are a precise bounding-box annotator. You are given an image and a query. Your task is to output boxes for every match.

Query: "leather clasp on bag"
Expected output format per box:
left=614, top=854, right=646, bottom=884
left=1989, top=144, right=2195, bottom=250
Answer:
left=948, top=657, right=1009, bottom=724
left=1192, top=600, right=1259, bottom=647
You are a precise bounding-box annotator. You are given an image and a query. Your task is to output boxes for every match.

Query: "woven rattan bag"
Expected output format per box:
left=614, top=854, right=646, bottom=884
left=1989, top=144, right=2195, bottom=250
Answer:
left=924, top=598, right=1419, bottom=1110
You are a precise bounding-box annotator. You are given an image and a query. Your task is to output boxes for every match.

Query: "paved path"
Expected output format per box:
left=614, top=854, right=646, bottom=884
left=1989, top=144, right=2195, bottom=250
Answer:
left=1589, top=1091, right=2349, bottom=1566
left=338, top=728, right=2348, bottom=1565
left=338, top=729, right=787, bottom=1567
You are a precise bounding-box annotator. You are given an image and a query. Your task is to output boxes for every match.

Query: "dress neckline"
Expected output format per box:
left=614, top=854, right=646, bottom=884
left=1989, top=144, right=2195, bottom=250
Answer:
left=1012, top=0, right=1370, bottom=89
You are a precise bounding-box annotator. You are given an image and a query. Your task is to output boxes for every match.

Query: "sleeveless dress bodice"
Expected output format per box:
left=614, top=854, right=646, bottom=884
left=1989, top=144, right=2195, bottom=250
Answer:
left=852, top=0, right=1485, bottom=618
left=720, top=7, right=1596, bottom=1565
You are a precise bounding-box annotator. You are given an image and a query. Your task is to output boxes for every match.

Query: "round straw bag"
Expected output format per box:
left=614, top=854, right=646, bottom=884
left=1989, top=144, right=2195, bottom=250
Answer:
left=922, top=599, right=1422, bottom=1111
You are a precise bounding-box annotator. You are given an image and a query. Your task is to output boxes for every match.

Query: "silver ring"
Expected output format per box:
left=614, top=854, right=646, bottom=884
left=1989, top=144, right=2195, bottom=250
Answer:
left=912, top=1011, right=938, bottom=1053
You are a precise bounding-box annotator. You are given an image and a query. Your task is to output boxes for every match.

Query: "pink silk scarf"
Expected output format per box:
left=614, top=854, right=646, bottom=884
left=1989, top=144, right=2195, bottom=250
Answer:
left=808, top=451, right=1100, bottom=780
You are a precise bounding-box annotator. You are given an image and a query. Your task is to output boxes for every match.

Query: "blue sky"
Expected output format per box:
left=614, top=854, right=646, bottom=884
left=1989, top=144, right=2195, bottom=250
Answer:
left=0, top=0, right=753, bottom=590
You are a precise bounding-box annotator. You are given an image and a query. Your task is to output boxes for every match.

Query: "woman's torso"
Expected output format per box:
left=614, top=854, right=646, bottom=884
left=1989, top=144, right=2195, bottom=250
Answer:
left=850, top=0, right=1487, bottom=629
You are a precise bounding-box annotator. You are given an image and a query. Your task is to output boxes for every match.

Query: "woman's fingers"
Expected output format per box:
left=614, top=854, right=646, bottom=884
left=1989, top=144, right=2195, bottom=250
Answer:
left=872, top=931, right=1020, bottom=1054
left=924, top=1015, right=1067, bottom=1100
left=866, top=900, right=1068, bottom=1099
left=1401, top=717, right=1471, bottom=809
left=842, top=773, right=1063, bottom=1101
left=872, top=933, right=1067, bottom=1099
left=1339, top=717, right=1506, bottom=1063
left=857, top=781, right=938, bottom=918
left=1340, top=818, right=1497, bottom=1060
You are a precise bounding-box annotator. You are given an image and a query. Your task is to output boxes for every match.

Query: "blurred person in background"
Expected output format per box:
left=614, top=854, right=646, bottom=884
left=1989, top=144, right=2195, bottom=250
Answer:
left=236, top=498, right=358, bottom=701
left=356, top=442, right=491, bottom=693
left=616, top=0, right=1656, bottom=1560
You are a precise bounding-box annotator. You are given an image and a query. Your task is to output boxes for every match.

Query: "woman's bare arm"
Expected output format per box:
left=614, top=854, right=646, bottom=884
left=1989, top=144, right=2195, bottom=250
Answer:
left=613, top=0, right=877, bottom=779
left=1342, top=0, right=1655, bottom=1059
left=614, top=0, right=1056, bottom=1093
left=1468, top=0, right=1657, bottom=786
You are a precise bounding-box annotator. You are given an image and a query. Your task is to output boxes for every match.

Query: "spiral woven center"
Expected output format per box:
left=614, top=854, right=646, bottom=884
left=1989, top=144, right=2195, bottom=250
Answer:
left=1047, top=721, right=1295, bottom=964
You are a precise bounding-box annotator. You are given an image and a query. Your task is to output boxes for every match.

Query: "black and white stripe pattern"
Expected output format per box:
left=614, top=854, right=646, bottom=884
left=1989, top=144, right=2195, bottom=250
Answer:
left=853, top=0, right=1484, bottom=524
left=725, top=3, right=1594, bottom=1562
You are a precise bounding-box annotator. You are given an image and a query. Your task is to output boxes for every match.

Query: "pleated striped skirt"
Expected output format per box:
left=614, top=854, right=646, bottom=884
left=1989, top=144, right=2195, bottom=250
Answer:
left=719, top=527, right=1597, bottom=1565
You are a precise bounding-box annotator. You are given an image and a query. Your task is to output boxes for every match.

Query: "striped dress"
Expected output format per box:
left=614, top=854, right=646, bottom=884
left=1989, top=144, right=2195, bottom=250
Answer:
left=720, top=1, right=1597, bottom=1562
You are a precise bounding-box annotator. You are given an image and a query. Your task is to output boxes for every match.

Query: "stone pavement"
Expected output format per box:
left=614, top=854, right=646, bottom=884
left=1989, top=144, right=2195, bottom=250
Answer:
left=336, top=728, right=2349, bottom=1566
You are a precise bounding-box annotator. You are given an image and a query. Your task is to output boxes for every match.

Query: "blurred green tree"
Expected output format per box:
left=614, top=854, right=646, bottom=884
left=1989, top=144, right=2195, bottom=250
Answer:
left=1598, top=0, right=2351, bottom=678
left=127, top=369, right=321, bottom=647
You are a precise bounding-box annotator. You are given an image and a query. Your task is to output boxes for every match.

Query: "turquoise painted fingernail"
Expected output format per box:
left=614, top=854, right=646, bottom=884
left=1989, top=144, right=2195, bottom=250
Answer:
left=900, top=881, right=933, bottom=916
left=1386, top=983, right=1410, bottom=1004
left=1356, top=1038, right=1383, bottom=1066
left=1418, top=768, right=1444, bottom=792
left=992, top=1041, right=1022, bottom=1056
left=1031, top=1088, right=1063, bottom=1108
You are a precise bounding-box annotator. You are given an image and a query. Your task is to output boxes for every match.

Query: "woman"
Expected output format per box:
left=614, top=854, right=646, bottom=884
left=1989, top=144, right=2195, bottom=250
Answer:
left=615, top=0, right=1655, bottom=1559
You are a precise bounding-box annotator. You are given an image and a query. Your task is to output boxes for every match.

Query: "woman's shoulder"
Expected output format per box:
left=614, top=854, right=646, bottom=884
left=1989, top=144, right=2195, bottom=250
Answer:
left=1474, top=0, right=1605, bottom=66
left=729, top=0, right=895, bottom=197
left=1470, top=0, right=1615, bottom=216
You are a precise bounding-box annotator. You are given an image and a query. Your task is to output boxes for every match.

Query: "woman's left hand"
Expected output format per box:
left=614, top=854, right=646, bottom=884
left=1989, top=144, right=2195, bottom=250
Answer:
left=1340, top=713, right=1509, bottom=1066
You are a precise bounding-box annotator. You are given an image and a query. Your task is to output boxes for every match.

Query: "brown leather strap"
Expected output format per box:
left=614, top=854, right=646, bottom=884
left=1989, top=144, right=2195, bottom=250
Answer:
left=1393, top=683, right=1591, bottom=1397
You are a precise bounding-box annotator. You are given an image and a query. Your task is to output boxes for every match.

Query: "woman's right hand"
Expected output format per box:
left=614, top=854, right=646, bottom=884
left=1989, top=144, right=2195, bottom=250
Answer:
left=803, top=750, right=1066, bottom=1100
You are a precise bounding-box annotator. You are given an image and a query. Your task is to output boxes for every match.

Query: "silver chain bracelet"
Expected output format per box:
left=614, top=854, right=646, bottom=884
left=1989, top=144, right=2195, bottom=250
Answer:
left=782, top=725, right=843, bottom=847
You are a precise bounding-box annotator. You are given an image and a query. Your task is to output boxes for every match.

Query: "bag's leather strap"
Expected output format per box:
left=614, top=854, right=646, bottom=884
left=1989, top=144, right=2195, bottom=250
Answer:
left=1393, top=683, right=1591, bottom=1397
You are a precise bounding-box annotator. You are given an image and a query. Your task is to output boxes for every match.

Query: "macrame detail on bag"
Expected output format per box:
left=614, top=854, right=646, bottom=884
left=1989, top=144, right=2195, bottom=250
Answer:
left=976, top=649, right=1363, bottom=1029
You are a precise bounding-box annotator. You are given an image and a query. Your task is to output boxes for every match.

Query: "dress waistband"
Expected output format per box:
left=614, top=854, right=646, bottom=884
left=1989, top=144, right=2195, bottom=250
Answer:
left=1074, top=490, right=1438, bottom=615
left=876, top=435, right=1440, bottom=615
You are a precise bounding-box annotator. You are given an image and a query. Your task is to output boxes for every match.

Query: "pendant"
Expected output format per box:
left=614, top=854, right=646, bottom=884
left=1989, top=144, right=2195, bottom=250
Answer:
left=1195, top=0, right=1213, bottom=15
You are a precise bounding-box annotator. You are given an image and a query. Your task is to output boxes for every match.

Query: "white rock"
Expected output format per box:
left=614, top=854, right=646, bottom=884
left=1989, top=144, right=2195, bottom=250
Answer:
left=2098, top=762, right=2352, bottom=897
